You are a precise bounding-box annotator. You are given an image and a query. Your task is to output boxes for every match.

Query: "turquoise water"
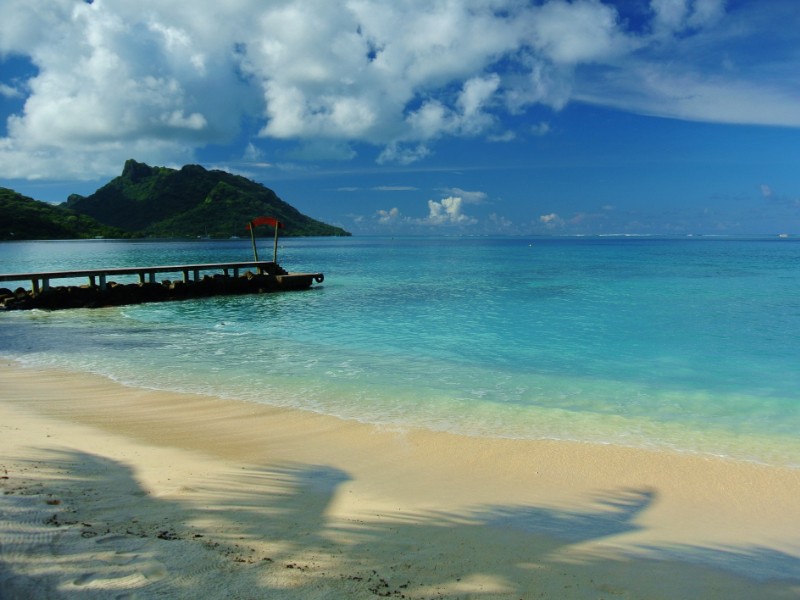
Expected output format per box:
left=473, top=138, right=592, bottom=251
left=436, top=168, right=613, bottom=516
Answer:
left=1, top=236, right=799, bottom=466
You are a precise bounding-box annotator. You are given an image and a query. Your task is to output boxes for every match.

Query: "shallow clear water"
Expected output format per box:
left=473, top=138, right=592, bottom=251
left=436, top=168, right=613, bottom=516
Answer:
left=1, top=236, right=799, bottom=466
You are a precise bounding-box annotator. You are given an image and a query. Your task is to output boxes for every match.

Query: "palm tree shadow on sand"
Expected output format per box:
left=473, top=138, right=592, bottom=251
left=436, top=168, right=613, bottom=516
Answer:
left=1, top=449, right=799, bottom=599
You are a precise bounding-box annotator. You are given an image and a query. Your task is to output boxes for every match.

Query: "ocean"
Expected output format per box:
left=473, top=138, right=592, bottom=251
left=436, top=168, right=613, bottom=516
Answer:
left=1, top=236, right=798, bottom=467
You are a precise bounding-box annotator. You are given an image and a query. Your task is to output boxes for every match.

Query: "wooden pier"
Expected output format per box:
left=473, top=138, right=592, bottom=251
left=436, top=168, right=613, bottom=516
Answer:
left=0, top=261, right=324, bottom=310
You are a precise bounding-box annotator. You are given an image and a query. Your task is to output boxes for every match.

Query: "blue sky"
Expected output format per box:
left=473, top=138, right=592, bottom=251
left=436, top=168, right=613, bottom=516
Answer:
left=1, top=0, right=799, bottom=235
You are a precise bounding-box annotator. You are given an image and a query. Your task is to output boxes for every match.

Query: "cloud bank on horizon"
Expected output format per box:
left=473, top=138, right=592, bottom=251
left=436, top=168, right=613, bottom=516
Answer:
left=1, top=0, right=797, bottom=183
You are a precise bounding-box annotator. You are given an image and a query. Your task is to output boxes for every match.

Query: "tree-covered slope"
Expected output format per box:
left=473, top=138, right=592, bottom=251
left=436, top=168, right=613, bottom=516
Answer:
left=0, top=188, right=124, bottom=241
left=64, top=160, right=350, bottom=238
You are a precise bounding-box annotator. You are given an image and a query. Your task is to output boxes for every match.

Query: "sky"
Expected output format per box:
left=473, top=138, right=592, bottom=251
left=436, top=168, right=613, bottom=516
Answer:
left=1, top=0, right=799, bottom=236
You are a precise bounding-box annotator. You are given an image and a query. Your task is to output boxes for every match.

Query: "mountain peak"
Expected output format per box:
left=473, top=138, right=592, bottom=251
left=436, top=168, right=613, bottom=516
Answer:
left=64, top=161, right=350, bottom=238
left=121, top=159, right=158, bottom=183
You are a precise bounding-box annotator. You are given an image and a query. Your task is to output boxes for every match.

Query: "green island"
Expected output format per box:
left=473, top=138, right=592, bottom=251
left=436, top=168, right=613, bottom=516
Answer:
left=1, top=159, right=350, bottom=240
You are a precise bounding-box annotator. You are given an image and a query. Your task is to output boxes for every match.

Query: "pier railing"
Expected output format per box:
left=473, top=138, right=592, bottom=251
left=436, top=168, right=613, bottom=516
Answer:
left=0, top=261, right=285, bottom=294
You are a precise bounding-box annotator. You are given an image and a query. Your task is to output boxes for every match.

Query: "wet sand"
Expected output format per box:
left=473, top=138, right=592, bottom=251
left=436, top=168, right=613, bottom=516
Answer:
left=1, top=361, right=799, bottom=599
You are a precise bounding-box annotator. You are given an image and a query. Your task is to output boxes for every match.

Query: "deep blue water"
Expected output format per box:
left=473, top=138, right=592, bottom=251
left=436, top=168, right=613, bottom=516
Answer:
left=1, top=236, right=799, bottom=466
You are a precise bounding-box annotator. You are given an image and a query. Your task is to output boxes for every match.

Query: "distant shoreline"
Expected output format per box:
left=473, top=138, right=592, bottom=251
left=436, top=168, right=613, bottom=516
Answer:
left=1, top=233, right=798, bottom=242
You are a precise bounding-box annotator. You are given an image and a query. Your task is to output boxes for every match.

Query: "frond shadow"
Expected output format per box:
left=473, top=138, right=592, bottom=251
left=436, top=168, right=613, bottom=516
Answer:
left=2, top=448, right=799, bottom=599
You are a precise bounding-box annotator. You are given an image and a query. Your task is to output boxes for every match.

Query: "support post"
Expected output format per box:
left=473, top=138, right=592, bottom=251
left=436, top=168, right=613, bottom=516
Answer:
left=273, top=222, right=279, bottom=263
left=250, top=221, right=259, bottom=262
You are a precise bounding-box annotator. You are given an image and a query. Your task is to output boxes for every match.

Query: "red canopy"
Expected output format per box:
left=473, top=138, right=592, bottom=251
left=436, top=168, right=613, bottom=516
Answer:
left=246, top=216, right=285, bottom=230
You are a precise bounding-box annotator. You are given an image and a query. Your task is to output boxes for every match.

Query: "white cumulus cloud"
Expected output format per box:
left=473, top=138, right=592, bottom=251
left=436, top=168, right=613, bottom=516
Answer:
left=425, top=196, right=477, bottom=226
left=539, top=213, right=565, bottom=228
left=0, top=0, right=798, bottom=180
left=377, top=207, right=402, bottom=224
left=651, top=0, right=725, bottom=36
left=0, top=82, right=24, bottom=99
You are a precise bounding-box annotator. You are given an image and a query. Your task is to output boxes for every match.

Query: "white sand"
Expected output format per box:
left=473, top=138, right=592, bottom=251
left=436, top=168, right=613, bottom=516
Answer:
left=1, top=361, right=799, bottom=599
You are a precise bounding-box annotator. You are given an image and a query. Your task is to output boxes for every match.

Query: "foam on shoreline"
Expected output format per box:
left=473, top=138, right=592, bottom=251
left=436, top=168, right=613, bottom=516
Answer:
left=2, top=361, right=799, bottom=598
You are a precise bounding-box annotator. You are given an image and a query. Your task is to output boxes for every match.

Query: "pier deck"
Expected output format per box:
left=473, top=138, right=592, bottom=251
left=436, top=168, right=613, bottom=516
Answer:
left=0, top=261, right=312, bottom=293
left=0, top=261, right=324, bottom=310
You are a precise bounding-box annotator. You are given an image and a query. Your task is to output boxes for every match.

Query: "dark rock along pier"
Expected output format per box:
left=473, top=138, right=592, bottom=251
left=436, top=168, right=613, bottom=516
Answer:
left=0, top=261, right=324, bottom=311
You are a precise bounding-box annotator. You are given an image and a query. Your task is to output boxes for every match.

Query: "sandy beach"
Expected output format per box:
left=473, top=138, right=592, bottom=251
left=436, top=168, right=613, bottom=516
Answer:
left=1, top=361, right=799, bottom=599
